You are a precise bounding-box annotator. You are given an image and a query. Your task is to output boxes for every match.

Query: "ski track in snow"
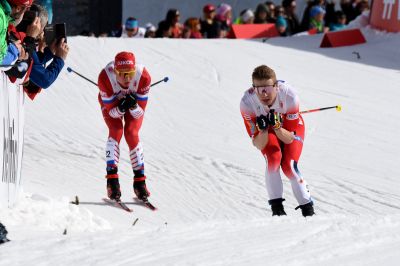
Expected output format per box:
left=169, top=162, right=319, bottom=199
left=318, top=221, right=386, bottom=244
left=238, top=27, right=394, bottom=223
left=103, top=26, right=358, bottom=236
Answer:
left=1, top=29, right=400, bottom=265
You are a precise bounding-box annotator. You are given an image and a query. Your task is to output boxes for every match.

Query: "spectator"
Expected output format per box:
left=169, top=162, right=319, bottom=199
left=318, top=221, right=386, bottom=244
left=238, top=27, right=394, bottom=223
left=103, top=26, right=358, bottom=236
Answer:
left=329, top=10, right=346, bottom=31
left=265, top=1, right=277, bottom=22
left=18, top=3, right=69, bottom=99
left=183, top=17, right=202, bottom=39
left=35, top=0, right=52, bottom=23
left=309, top=5, right=329, bottom=33
left=0, top=222, right=9, bottom=244
left=156, top=9, right=183, bottom=38
left=340, top=0, right=358, bottom=23
left=275, top=5, right=285, bottom=19
left=0, top=0, right=32, bottom=69
left=5, top=0, right=40, bottom=82
left=275, top=15, right=288, bottom=36
left=324, top=0, right=336, bottom=29
left=355, top=0, right=369, bottom=17
left=144, top=23, right=156, bottom=38
left=282, top=0, right=301, bottom=35
left=300, top=0, right=314, bottom=31
left=235, top=9, right=254, bottom=24
left=121, top=17, right=145, bottom=38
left=215, top=3, right=232, bottom=38
left=110, top=23, right=122, bottom=37
left=254, top=3, right=269, bottom=24
left=200, top=4, right=218, bottom=38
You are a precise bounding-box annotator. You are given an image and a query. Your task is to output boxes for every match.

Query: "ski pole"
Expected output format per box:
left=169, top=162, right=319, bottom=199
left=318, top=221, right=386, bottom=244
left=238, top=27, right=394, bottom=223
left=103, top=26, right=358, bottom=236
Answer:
left=151, top=76, right=169, bottom=87
left=67, top=67, right=98, bottom=86
left=67, top=66, right=169, bottom=88
left=300, top=105, right=341, bottom=114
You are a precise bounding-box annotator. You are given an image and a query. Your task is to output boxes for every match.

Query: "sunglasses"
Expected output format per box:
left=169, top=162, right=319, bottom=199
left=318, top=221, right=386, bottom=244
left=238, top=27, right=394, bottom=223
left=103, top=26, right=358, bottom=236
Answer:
left=115, top=69, right=136, bottom=78
left=253, top=83, right=276, bottom=94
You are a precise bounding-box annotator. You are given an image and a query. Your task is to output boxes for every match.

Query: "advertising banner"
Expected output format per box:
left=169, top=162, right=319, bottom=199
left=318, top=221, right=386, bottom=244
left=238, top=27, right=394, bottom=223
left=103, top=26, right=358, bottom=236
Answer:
left=370, top=0, right=400, bottom=32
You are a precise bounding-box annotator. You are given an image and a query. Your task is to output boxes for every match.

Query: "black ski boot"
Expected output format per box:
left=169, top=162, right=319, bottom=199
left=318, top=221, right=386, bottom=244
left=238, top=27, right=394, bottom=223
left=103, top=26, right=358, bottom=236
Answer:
left=295, top=202, right=315, bottom=217
left=106, top=166, right=121, bottom=200
left=268, top=198, right=287, bottom=216
left=133, top=176, right=150, bottom=201
left=0, top=222, right=9, bottom=244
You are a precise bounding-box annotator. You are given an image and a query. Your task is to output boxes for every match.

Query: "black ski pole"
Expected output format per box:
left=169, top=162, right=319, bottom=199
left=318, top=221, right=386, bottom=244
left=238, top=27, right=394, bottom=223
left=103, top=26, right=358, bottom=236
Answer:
left=150, top=77, right=169, bottom=87
left=67, top=66, right=169, bottom=88
left=66, top=67, right=98, bottom=86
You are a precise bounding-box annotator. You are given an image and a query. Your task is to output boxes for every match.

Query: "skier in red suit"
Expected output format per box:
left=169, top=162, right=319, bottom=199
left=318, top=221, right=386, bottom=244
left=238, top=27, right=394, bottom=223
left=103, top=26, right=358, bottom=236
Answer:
left=240, top=65, right=315, bottom=217
left=98, top=51, right=151, bottom=201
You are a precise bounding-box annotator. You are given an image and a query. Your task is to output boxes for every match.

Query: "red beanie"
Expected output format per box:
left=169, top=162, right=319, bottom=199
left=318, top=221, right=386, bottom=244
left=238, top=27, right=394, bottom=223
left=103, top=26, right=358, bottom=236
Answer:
left=114, top=52, right=135, bottom=72
left=7, top=0, right=33, bottom=6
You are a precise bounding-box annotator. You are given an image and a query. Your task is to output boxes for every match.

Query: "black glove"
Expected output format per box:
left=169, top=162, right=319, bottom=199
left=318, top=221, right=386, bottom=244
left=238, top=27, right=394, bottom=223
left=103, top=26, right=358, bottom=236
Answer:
left=117, top=94, right=137, bottom=113
left=124, top=93, right=137, bottom=110
left=256, top=115, right=269, bottom=130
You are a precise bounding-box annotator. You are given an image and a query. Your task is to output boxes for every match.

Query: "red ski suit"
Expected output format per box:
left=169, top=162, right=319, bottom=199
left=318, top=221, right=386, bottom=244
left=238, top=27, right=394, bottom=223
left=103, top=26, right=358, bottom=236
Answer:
left=98, top=61, right=151, bottom=170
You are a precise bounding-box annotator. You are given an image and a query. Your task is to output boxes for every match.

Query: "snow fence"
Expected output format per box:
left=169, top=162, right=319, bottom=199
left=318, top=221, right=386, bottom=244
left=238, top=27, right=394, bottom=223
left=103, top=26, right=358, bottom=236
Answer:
left=0, top=71, right=24, bottom=207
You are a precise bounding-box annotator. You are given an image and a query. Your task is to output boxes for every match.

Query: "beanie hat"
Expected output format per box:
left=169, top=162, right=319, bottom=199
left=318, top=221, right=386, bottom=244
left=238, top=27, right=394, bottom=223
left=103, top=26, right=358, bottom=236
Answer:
left=216, top=3, right=232, bottom=19
left=275, top=15, right=287, bottom=28
left=7, top=0, right=32, bottom=6
left=203, top=4, right=216, bottom=13
left=114, top=52, right=135, bottom=72
left=125, top=17, right=138, bottom=30
left=145, top=23, right=156, bottom=32
left=241, top=9, right=254, bottom=23
left=310, top=6, right=326, bottom=17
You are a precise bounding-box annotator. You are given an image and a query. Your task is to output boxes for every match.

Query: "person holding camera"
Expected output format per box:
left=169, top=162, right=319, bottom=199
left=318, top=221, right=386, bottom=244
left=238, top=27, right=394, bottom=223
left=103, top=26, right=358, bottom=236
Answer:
left=98, top=51, right=152, bottom=202
left=4, top=0, right=43, bottom=83
left=240, top=65, right=315, bottom=217
left=18, top=3, right=69, bottom=99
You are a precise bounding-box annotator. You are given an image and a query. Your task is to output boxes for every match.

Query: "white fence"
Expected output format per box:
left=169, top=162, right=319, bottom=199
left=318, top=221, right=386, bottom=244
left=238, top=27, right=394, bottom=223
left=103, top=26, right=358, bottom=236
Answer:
left=0, top=71, right=24, bottom=208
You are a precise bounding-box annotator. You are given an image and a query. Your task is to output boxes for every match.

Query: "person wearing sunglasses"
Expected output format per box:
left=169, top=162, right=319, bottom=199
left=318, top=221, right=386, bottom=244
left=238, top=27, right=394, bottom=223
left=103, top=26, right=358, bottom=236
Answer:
left=98, top=51, right=152, bottom=202
left=240, top=65, right=314, bottom=217
left=121, top=17, right=145, bottom=38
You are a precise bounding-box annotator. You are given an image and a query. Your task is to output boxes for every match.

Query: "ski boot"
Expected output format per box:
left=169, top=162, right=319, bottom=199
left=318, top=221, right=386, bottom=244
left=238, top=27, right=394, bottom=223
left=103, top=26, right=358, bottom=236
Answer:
left=268, top=198, right=287, bottom=216
left=106, top=166, right=121, bottom=200
left=295, top=202, right=315, bottom=217
left=0, top=222, right=9, bottom=244
left=133, top=176, right=150, bottom=201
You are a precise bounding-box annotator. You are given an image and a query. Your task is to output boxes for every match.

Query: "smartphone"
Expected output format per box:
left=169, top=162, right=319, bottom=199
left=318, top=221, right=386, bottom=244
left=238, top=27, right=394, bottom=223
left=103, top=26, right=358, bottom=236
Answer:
left=44, top=23, right=67, bottom=46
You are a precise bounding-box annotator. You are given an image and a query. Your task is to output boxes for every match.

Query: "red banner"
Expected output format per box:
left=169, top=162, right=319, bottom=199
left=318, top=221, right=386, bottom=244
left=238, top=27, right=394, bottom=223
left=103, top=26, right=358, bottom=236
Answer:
left=370, top=0, right=400, bottom=32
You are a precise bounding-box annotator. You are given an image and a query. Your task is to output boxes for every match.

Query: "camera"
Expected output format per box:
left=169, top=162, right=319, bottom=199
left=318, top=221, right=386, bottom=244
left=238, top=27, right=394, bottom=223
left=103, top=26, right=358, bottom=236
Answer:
left=16, top=10, right=38, bottom=33
left=44, top=23, right=67, bottom=46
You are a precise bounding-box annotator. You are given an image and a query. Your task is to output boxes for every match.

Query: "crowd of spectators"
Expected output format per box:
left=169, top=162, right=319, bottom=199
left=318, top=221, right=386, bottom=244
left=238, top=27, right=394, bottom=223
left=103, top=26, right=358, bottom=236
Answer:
left=91, top=0, right=370, bottom=39
left=1, top=0, right=66, bottom=244
left=0, top=0, right=68, bottom=99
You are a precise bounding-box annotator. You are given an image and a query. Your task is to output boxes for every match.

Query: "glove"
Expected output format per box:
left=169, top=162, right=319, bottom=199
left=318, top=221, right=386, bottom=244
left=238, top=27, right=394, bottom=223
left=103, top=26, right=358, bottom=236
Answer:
left=268, top=109, right=282, bottom=129
left=117, top=94, right=137, bottom=113
left=124, top=93, right=137, bottom=110
left=256, top=115, right=269, bottom=131
left=117, top=97, right=128, bottom=113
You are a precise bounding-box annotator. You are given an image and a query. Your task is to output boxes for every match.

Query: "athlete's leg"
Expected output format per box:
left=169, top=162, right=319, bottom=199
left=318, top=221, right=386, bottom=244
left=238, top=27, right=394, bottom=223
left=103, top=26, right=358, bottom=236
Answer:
left=262, top=131, right=283, bottom=200
left=281, top=118, right=312, bottom=205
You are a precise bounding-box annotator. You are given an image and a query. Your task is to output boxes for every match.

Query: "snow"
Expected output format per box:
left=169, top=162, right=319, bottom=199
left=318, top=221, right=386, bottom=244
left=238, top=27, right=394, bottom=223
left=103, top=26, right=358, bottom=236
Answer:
left=1, top=27, right=400, bottom=265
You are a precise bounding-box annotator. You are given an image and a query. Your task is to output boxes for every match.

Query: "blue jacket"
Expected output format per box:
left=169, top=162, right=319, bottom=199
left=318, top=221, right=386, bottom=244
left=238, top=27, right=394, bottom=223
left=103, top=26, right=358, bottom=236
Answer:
left=29, top=47, right=64, bottom=89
